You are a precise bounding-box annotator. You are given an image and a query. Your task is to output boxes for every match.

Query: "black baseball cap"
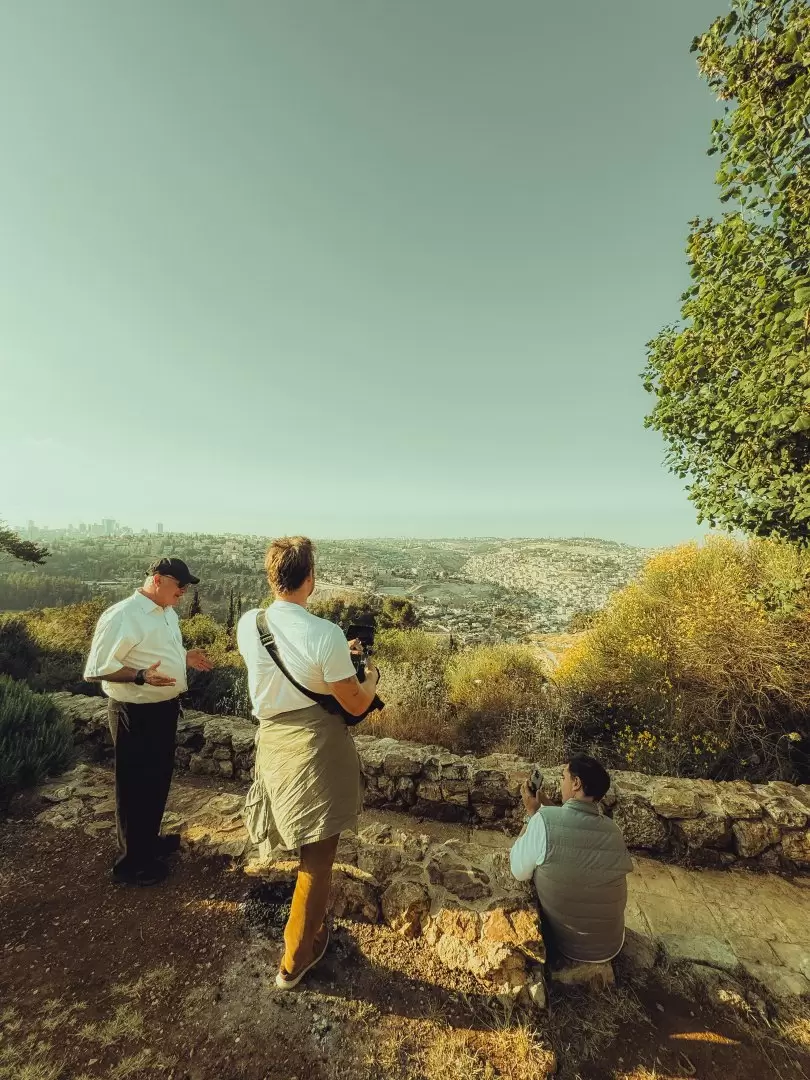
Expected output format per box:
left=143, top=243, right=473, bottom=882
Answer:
left=147, top=557, right=200, bottom=586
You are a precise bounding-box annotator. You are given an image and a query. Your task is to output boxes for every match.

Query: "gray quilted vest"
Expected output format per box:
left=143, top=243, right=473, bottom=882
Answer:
left=532, top=799, right=633, bottom=963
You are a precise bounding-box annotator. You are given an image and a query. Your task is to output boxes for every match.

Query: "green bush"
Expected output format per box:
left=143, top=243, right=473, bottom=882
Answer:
left=555, top=537, right=810, bottom=781
left=0, top=676, right=74, bottom=804
left=0, top=616, right=41, bottom=681
left=18, top=599, right=107, bottom=694
left=446, top=643, right=548, bottom=753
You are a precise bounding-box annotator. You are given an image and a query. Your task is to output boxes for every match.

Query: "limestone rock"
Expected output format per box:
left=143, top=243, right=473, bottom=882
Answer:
left=674, top=815, right=731, bottom=852
left=426, top=908, right=480, bottom=946
left=741, top=960, right=810, bottom=999
left=619, top=928, right=659, bottom=972
left=732, top=818, right=781, bottom=859
left=760, top=797, right=808, bottom=829
left=330, top=873, right=380, bottom=923
left=611, top=797, right=668, bottom=851
left=526, top=965, right=547, bottom=1008
left=781, top=828, right=810, bottom=867
left=381, top=880, right=430, bottom=937
left=356, top=842, right=402, bottom=885
left=442, top=867, right=492, bottom=902
left=714, top=784, right=762, bottom=820
left=383, top=749, right=425, bottom=778
left=660, top=933, right=737, bottom=971
left=649, top=780, right=701, bottom=819
left=551, top=961, right=614, bottom=989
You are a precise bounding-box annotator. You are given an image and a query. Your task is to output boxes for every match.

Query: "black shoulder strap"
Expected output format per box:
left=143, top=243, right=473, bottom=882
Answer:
left=255, top=609, right=336, bottom=712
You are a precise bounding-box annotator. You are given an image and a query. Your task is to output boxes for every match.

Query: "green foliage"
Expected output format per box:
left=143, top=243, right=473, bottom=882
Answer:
left=446, top=644, right=547, bottom=752
left=555, top=537, right=810, bottom=780
left=0, top=518, right=49, bottom=564
left=0, top=573, right=125, bottom=611
left=567, top=610, right=598, bottom=633
left=179, top=613, right=220, bottom=649
left=188, top=588, right=202, bottom=617
left=179, top=613, right=250, bottom=718
left=644, top=1, right=810, bottom=541
left=378, top=596, right=419, bottom=629
left=0, top=617, right=41, bottom=682
left=21, top=600, right=108, bottom=693
left=305, top=591, right=419, bottom=633
left=0, top=676, right=74, bottom=803
left=375, top=629, right=450, bottom=666
left=306, top=591, right=380, bottom=631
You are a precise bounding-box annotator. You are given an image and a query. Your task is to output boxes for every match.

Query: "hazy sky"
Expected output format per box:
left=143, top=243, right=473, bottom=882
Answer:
left=1, top=1, right=726, bottom=545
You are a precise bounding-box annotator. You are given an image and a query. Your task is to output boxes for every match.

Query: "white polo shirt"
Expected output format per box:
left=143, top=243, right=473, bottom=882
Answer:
left=84, top=590, right=188, bottom=703
left=237, top=601, right=355, bottom=721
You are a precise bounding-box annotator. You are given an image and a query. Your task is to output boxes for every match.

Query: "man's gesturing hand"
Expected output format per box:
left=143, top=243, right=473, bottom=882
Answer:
left=143, top=661, right=177, bottom=687
left=186, top=648, right=214, bottom=672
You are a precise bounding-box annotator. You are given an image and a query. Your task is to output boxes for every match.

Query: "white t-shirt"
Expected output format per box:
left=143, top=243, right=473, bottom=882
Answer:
left=236, top=601, right=356, bottom=721
left=83, top=590, right=188, bottom=704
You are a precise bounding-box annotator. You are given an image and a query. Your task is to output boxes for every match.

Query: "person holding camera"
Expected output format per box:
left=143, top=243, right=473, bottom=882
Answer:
left=510, top=755, right=632, bottom=964
left=236, top=536, right=380, bottom=990
left=84, top=558, right=214, bottom=886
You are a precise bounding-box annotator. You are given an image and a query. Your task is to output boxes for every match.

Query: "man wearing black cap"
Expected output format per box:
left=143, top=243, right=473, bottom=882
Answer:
left=84, top=558, right=213, bottom=885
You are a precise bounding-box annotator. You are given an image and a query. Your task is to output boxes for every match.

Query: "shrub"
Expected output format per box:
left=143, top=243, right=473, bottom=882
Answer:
left=19, top=600, right=107, bottom=694
left=0, top=616, right=41, bottom=681
left=0, top=676, right=74, bottom=804
left=367, top=629, right=455, bottom=745
left=180, top=615, right=251, bottom=718
left=179, top=613, right=221, bottom=649
left=555, top=537, right=810, bottom=781
left=446, top=643, right=548, bottom=753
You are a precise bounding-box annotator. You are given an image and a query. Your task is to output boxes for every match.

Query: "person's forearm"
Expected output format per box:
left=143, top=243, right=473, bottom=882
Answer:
left=357, top=671, right=379, bottom=711
left=86, top=667, right=139, bottom=683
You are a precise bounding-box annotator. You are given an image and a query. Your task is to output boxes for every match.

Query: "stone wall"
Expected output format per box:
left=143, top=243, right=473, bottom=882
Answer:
left=54, top=692, right=810, bottom=872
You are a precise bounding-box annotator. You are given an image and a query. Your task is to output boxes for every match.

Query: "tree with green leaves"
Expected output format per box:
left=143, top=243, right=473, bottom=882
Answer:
left=188, top=588, right=202, bottom=617
left=643, top=1, right=810, bottom=542
left=226, top=588, right=236, bottom=634
left=0, top=520, right=49, bottom=564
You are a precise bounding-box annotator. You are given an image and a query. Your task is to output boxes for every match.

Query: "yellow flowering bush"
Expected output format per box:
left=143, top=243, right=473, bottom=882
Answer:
left=556, top=537, right=810, bottom=779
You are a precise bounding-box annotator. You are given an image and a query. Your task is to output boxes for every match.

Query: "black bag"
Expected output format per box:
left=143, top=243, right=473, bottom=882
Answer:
left=255, top=610, right=381, bottom=726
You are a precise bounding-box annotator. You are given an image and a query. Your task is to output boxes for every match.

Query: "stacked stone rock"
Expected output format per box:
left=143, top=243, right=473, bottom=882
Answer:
left=53, top=693, right=810, bottom=870
left=250, top=822, right=547, bottom=1006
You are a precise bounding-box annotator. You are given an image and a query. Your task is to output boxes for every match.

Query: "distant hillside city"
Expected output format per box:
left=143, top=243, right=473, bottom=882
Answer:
left=2, top=523, right=654, bottom=641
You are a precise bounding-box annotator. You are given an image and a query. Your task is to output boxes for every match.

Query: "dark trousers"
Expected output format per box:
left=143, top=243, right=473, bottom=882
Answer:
left=107, top=697, right=180, bottom=871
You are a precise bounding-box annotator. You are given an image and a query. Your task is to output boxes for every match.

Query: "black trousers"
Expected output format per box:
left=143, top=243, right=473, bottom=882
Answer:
left=107, top=697, right=180, bottom=871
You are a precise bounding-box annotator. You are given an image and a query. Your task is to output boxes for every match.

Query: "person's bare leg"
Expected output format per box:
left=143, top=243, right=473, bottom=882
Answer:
left=281, top=833, right=340, bottom=976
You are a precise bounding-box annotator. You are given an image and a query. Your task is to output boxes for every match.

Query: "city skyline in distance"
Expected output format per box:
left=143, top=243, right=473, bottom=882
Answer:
left=13, top=515, right=715, bottom=550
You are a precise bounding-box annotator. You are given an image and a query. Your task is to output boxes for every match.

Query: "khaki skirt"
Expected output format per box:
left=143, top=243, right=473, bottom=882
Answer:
left=255, top=703, right=363, bottom=850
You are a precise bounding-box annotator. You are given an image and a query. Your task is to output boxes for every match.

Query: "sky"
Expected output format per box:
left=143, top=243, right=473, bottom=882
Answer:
left=0, top=1, right=727, bottom=546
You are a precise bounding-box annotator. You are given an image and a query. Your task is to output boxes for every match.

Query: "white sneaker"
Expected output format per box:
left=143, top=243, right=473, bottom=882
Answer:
left=274, top=927, right=330, bottom=990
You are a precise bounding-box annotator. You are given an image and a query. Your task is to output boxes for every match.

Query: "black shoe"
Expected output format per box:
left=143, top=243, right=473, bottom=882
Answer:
left=154, top=833, right=182, bottom=856
left=112, top=860, right=169, bottom=887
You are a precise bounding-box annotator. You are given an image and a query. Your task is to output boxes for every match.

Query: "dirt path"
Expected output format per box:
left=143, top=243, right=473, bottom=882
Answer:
left=1, top=769, right=809, bottom=1080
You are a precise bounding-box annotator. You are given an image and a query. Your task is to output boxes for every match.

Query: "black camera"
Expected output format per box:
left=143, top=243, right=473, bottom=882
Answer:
left=347, top=621, right=375, bottom=681
left=527, top=767, right=544, bottom=795
left=346, top=621, right=384, bottom=715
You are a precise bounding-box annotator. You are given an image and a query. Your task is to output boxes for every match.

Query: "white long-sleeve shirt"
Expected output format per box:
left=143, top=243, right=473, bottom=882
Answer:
left=509, top=810, right=549, bottom=880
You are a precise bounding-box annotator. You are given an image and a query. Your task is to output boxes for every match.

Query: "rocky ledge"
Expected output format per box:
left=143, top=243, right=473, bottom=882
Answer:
left=54, top=692, right=810, bottom=872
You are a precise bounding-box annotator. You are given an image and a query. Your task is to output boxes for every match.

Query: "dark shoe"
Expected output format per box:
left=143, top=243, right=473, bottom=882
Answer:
left=154, top=833, right=182, bottom=856
left=112, top=860, right=169, bottom=887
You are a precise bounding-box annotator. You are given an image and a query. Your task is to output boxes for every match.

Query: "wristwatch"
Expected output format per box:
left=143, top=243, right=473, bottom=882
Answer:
left=133, top=670, right=146, bottom=686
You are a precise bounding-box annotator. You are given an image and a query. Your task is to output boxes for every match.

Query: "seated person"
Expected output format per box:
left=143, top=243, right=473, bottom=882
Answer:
left=510, top=754, right=632, bottom=964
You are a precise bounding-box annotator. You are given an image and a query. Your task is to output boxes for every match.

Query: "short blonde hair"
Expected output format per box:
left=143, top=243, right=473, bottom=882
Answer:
left=264, top=536, right=315, bottom=594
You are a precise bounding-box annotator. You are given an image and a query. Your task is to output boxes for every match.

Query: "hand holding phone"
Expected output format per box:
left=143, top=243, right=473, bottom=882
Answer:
left=527, top=767, right=544, bottom=795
